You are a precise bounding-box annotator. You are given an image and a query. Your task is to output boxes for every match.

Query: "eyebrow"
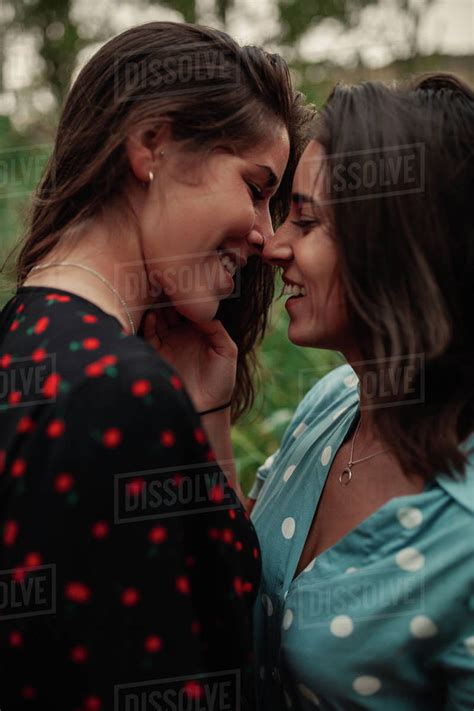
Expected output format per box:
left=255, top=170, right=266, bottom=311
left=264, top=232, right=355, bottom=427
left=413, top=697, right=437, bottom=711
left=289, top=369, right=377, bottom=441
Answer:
left=255, top=164, right=278, bottom=188
left=292, top=192, right=321, bottom=210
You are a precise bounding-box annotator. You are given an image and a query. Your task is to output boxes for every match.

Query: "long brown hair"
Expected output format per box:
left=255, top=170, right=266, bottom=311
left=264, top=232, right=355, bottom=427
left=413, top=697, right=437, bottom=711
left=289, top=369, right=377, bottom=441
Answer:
left=11, top=21, right=314, bottom=421
left=311, top=73, right=474, bottom=478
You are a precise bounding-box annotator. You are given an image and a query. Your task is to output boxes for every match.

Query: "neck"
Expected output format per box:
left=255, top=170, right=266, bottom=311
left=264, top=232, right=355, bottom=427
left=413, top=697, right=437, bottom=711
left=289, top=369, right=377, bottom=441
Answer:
left=23, top=218, right=152, bottom=335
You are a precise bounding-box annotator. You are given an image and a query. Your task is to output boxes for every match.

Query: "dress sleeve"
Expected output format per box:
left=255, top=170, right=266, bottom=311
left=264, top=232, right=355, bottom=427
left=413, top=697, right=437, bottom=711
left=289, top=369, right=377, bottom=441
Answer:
left=2, top=358, right=259, bottom=709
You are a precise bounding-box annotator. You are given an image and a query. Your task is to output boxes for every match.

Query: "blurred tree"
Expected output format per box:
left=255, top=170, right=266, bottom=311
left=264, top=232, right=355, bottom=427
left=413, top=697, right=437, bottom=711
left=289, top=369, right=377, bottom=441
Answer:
left=276, top=0, right=377, bottom=46
left=9, top=0, right=86, bottom=105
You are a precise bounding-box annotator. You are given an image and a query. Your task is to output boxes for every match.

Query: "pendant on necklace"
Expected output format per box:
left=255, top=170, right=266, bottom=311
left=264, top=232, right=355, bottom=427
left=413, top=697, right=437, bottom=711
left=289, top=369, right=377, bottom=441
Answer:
left=339, top=467, right=352, bottom=485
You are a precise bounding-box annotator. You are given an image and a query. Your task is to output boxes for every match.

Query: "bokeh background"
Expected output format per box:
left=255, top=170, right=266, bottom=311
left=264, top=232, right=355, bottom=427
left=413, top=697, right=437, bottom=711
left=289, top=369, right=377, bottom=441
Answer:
left=1, top=0, right=473, bottom=492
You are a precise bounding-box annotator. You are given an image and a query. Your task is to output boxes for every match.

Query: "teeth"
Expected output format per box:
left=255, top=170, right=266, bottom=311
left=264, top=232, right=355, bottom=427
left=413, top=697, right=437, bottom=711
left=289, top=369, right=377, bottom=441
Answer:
left=218, top=252, right=237, bottom=277
left=282, top=283, right=306, bottom=297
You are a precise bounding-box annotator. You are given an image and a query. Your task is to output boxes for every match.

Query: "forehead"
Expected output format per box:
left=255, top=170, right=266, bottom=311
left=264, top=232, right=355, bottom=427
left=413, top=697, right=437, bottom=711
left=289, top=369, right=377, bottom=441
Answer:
left=293, top=140, right=326, bottom=196
left=243, top=124, right=290, bottom=179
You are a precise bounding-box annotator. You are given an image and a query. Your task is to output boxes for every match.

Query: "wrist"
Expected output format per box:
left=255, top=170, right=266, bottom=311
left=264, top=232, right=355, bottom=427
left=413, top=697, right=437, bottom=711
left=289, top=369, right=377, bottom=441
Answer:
left=197, top=400, right=232, bottom=417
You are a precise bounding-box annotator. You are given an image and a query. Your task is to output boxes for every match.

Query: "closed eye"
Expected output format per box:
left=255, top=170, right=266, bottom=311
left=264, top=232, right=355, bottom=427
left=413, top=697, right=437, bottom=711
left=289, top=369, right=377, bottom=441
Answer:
left=247, top=182, right=265, bottom=202
left=291, top=219, right=321, bottom=231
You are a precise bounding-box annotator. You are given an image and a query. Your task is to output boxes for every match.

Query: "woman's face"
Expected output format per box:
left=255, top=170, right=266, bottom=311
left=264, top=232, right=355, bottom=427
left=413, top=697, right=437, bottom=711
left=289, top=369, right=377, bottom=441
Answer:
left=134, top=125, right=290, bottom=322
left=263, top=140, right=353, bottom=353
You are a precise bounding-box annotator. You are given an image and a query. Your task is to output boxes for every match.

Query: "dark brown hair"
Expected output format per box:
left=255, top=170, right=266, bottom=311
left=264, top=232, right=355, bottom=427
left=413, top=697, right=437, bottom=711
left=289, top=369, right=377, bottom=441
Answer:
left=12, top=21, right=314, bottom=421
left=312, top=72, right=473, bottom=478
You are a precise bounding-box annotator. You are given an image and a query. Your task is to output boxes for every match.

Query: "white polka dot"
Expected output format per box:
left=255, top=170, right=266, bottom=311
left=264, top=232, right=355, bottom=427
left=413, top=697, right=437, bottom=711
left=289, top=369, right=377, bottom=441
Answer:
left=345, top=566, right=358, bottom=574
left=321, top=445, right=332, bottom=466
left=397, top=506, right=423, bottom=529
left=304, top=559, right=315, bottom=573
left=282, top=608, right=294, bottom=630
left=395, top=547, right=425, bottom=572
left=332, top=406, right=348, bottom=421
left=353, top=676, right=381, bottom=696
left=297, top=684, right=320, bottom=705
left=410, top=615, right=438, bottom=638
left=283, top=465, right=296, bottom=482
left=261, top=594, right=273, bottom=617
left=259, top=665, right=265, bottom=680
left=464, top=636, right=474, bottom=655
left=330, top=614, right=354, bottom=638
left=344, top=373, right=358, bottom=388
left=293, top=422, right=307, bottom=439
left=282, top=517, right=296, bottom=539
left=263, top=453, right=275, bottom=469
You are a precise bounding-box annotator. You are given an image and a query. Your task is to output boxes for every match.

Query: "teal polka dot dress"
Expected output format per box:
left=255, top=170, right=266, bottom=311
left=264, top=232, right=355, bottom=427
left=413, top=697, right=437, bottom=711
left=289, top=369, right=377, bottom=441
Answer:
left=250, top=364, right=474, bottom=710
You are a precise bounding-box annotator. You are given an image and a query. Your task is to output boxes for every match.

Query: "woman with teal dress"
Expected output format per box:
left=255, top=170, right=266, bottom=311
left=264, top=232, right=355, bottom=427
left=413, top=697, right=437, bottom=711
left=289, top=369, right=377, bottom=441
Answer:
left=248, top=73, right=474, bottom=709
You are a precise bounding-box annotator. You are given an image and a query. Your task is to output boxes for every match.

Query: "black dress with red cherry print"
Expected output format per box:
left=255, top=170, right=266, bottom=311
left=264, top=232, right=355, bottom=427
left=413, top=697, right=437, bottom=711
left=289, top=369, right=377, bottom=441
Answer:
left=0, top=286, right=260, bottom=711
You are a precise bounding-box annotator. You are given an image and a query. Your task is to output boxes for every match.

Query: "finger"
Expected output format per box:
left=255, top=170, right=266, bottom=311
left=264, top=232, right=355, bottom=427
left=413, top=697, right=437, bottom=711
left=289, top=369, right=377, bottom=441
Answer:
left=193, top=319, right=237, bottom=357
left=143, top=311, right=161, bottom=347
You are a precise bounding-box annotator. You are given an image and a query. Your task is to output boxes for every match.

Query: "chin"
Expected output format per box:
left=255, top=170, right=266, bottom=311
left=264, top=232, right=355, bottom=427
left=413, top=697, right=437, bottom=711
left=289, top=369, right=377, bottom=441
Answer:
left=175, top=298, right=219, bottom=323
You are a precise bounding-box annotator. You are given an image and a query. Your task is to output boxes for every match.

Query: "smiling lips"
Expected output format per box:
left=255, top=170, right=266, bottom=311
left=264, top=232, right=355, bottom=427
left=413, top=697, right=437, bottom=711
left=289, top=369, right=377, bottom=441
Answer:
left=282, top=276, right=307, bottom=298
left=218, top=251, right=238, bottom=277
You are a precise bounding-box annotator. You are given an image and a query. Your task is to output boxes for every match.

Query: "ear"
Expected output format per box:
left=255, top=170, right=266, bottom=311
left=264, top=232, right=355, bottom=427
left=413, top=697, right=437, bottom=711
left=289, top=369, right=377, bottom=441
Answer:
left=125, top=122, right=173, bottom=183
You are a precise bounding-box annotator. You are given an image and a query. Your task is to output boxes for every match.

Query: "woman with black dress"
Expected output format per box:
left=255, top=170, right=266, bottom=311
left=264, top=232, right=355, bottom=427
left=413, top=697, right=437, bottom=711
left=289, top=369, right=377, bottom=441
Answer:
left=0, top=21, right=311, bottom=709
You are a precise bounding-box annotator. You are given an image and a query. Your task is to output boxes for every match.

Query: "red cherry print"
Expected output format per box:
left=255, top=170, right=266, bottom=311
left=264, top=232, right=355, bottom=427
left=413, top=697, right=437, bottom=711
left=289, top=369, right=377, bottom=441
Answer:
left=12, top=567, right=25, bottom=583
left=209, top=484, right=224, bottom=504
left=54, top=472, right=74, bottom=493
left=102, top=428, right=122, bottom=448
left=65, top=581, right=91, bottom=604
left=100, top=355, right=117, bottom=367
left=144, top=635, right=163, bottom=653
left=0, top=354, right=12, bottom=368
left=91, top=521, right=109, bottom=539
left=0, top=450, right=5, bottom=474
left=243, top=582, right=253, bottom=593
left=34, top=316, right=49, bottom=335
left=222, top=529, right=234, bottom=544
left=24, top=552, right=41, bottom=568
left=82, top=314, right=98, bottom=324
left=148, top=525, right=167, bottom=544
left=17, top=416, right=35, bottom=434
left=121, top=588, right=140, bottom=606
left=160, top=430, right=175, bottom=447
left=46, top=419, right=65, bottom=438
left=10, top=320, right=20, bottom=332
left=84, top=696, right=102, bottom=711
left=184, top=681, right=203, bottom=699
left=170, top=374, right=182, bottom=390
left=83, top=337, right=100, bottom=351
left=207, top=449, right=216, bottom=462
left=235, top=541, right=243, bottom=552
left=253, top=547, right=259, bottom=559
left=191, top=620, right=201, bottom=635
left=176, top=576, right=190, bottom=595
left=185, top=555, right=195, bottom=567
left=131, top=379, right=152, bottom=397
left=85, top=362, right=104, bottom=377
left=42, top=373, right=61, bottom=398
left=233, top=577, right=243, bottom=596
left=11, top=459, right=26, bottom=478
left=8, top=391, right=21, bottom=405
left=126, top=478, right=144, bottom=497
left=70, top=645, right=88, bottom=663
left=31, top=347, right=47, bottom=363
left=21, top=685, right=36, bottom=700
left=229, top=509, right=236, bottom=520
left=208, top=528, right=220, bottom=541
left=194, top=428, right=206, bottom=444
left=16, top=303, right=25, bottom=313
left=4, top=519, right=18, bottom=546
left=9, top=630, right=22, bottom=647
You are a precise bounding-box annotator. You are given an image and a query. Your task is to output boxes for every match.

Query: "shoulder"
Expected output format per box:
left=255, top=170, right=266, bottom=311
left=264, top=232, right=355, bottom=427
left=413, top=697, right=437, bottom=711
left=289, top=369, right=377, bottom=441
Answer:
left=282, top=363, right=358, bottom=442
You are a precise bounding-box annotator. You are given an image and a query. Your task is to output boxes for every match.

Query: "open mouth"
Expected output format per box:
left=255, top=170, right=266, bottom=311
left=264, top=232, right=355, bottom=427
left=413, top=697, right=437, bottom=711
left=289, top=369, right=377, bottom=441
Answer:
left=281, top=282, right=307, bottom=298
left=217, top=250, right=238, bottom=278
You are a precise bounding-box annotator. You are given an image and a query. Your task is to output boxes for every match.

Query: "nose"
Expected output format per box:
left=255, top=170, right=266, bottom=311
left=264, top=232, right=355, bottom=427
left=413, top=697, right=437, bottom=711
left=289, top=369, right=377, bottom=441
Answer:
left=245, top=203, right=275, bottom=256
left=262, top=222, right=293, bottom=265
